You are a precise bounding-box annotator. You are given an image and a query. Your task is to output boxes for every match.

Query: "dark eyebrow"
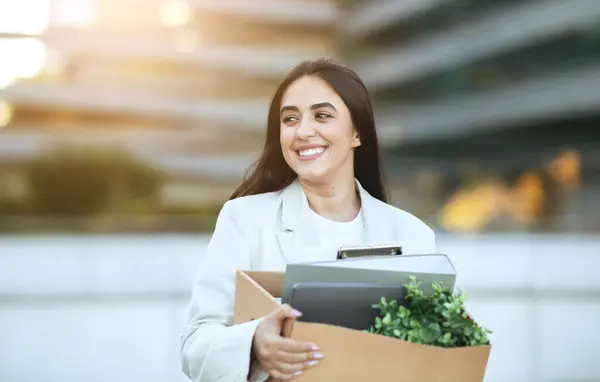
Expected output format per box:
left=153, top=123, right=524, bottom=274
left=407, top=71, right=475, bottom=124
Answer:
left=280, top=102, right=337, bottom=114
left=311, top=102, right=336, bottom=111
left=280, top=105, right=299, bottom=114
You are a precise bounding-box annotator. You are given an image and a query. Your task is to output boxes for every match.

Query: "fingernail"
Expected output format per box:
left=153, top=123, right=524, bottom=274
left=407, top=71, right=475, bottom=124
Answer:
left=294, top=370, right=303, bottom=377
left=312, top=352, right=324, bottom=360
left=291, top=309, right=302, bottom=317
left=308, top=360, right=320, bottom=367
left=311, top=344, right=319, bottom=351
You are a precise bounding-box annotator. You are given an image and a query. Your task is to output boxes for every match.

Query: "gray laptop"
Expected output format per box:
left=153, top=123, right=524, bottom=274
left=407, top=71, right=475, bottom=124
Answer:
left=289, top=282, right=406, bottom=330
left=282, top=254, right=456, bottom=304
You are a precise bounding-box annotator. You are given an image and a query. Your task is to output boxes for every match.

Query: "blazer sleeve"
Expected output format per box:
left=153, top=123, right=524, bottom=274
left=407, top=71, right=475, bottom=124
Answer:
left=180, top=200, right=266, bottom=382
left=417, top=226, right=436, bottom=254
left=406, top=220, right=437, bottom=255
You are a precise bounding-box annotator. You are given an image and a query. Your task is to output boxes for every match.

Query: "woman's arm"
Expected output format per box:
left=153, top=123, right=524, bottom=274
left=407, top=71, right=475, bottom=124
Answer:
left=180, top=200, right=266, bottom=382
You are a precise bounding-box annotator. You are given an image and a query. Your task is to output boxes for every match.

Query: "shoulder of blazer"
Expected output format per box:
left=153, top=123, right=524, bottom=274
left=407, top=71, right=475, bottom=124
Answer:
left=221, top=189, right=284, bottom=220
left=370, top=197, right=435, bottom=240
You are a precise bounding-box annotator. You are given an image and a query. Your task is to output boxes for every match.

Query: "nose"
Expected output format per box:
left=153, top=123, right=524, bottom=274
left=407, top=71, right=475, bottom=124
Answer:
left=295, top=117, right=316, bottom=139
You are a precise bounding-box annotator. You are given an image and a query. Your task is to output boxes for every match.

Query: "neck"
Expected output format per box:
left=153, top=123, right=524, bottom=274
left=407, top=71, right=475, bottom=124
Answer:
left=299, top=175, right=361, bottom=222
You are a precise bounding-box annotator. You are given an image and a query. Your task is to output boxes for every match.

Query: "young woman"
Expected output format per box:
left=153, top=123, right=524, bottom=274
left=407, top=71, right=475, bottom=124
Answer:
left=180, top=58, right=435, bottom=382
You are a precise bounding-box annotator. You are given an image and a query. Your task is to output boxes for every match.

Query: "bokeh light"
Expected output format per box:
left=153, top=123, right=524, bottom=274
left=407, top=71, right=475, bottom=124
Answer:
left=0, top=38, right=47, bottom=87
left=0, top=101, right=14, bottom=128
left=50, top=0, right=97, bottom=29
left=158, top=0, right=193, bottom=27
left=0, top=0, right=50, bottom=35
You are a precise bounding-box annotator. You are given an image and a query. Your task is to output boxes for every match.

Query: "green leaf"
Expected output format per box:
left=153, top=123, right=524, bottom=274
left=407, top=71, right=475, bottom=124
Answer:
left=380, top=297, right=388, bottom=307
left=382, top=313, right=392, bottom=325
left=375, top=316, right=382, bottom=329
left=428, top=322, right=442, bottom=334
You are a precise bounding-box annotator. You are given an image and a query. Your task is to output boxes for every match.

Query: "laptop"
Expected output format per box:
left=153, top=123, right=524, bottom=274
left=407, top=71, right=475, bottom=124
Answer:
left=289, top=281, right=406, bottom=331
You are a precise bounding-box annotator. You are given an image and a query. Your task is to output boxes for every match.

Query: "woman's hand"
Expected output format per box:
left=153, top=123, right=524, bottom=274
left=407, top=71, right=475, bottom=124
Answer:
left=252, top=304, right=323, bottom=380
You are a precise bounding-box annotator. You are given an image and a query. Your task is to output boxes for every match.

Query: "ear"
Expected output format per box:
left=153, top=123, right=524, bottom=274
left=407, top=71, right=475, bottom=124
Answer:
left=351, top=129, right=361, bottom=148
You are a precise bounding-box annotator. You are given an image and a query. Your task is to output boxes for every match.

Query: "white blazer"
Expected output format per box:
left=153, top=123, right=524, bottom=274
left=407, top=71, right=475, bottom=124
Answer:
left=180, top=179, right=435, bottom=382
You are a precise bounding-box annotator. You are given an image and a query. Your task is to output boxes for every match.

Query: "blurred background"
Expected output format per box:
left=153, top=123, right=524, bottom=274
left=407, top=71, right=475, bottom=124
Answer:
left=0, top=0, right=599, bottom=381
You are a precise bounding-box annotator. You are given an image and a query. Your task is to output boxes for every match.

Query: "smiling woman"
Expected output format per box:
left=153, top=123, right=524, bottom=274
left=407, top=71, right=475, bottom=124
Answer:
left=181, top=58, right=436, bottom=382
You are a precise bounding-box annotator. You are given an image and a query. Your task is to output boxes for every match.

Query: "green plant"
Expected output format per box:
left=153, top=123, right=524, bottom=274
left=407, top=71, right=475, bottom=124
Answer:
left=24, top=144, right=165, bottom=215
left=366, top=276, right=491, bottom=348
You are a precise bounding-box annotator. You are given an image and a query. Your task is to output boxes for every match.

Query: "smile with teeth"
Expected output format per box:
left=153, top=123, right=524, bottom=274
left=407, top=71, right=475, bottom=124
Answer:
left=298, top=147, right=326, bottom=157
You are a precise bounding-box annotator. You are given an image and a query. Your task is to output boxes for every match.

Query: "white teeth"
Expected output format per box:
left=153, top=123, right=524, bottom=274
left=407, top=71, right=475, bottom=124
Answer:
left=298, top=147, right=325, bottom=157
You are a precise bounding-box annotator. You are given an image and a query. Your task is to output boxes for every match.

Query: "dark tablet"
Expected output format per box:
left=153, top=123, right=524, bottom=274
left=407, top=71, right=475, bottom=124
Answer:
left=289, top=282, right=406, bottom=331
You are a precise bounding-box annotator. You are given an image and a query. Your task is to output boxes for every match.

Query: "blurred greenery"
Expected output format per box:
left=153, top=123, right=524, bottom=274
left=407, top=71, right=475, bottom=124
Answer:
left=25, top=143, right=165, bottom=215
left=0, top=144, right=223, bottom=234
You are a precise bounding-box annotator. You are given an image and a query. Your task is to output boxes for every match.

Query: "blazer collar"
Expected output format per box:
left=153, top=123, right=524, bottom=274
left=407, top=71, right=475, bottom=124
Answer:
left=276, top=178, right=396, bottom=263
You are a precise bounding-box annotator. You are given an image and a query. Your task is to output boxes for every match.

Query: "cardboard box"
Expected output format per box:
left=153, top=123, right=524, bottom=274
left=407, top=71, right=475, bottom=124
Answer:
left=234, top=270, right=491, bottom=382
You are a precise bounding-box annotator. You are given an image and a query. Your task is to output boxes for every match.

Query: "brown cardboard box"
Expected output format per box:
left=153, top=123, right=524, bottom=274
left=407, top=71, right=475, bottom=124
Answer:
left=234, top=270, right=491, bottom=382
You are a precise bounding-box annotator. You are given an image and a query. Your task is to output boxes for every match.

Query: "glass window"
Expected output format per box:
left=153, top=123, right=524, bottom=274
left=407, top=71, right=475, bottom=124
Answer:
left=373, top=25, right=600, bottom=104
left=349, top=0, right=539, bottom=48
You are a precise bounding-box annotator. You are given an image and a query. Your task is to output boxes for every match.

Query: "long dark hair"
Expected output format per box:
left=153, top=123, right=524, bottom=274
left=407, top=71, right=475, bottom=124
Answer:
left=230, top=58, right=388, bottom=203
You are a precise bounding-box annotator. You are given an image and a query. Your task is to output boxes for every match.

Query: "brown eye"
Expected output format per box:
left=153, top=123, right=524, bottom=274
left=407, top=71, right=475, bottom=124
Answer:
left=316, top=112, right=332, bottom=119
left=282, top=115, right=298, bottom=123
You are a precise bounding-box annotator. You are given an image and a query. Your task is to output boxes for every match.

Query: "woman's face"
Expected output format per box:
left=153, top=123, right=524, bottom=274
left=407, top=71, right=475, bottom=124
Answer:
left=279, top=75, right=361, bottom=184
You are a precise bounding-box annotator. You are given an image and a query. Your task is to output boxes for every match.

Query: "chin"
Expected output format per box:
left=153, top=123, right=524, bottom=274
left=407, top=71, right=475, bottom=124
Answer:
left=294, top=167, right=331, bottom=184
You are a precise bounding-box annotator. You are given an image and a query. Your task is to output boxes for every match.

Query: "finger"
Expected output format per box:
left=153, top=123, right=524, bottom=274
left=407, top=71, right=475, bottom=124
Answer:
left=273, top=361, right=319, bottom=378
left=269, top=356, right=322, bottom=381
left=270, top=368, right=302, bottom=381
left=275, top=349, right=324, bottom=364
left=275, top=304, right=302, bottom=320
left=274, top=360, right=305, bottom=374
left=270, top=357, right=321, bottom=379
left=273, top=337, right=318, bottom=353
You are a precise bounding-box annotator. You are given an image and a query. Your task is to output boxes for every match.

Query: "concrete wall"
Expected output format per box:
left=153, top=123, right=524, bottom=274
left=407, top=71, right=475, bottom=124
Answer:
left=0, top=234, right=598, bottom=382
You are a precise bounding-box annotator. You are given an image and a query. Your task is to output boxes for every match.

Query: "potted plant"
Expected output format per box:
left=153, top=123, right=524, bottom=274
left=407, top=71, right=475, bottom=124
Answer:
left=367, top=276, right=491, bottom=348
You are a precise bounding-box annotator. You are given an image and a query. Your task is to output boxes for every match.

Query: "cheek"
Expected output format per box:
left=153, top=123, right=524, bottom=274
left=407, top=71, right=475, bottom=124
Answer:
left=280, top=127, right=294, bottom=150
left=321, top=123, right=355, bottom=147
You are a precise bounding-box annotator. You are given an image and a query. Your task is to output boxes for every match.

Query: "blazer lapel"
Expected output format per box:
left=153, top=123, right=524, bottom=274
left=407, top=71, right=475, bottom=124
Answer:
left=275, top=180, right=320, bottom=264
left=356, top=180, right=401, bottom=246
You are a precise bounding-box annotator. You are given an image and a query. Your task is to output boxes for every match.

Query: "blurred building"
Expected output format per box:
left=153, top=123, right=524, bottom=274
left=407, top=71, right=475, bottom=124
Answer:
left=1, top=0, right=599, bottom=234
left=0, top=0, right=338, bottom=206
left=340, top=0, right=600, bottom=234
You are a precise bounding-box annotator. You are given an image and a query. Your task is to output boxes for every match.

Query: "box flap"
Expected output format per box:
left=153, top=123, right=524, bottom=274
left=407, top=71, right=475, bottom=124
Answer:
left=233, top=271, right=282, bottom=325
left=245, top=271, right=284, bottom=297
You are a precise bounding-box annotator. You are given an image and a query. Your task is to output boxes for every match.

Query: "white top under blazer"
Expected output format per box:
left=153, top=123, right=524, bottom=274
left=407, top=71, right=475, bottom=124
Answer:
left=180, top=179, right=436, bottom=382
